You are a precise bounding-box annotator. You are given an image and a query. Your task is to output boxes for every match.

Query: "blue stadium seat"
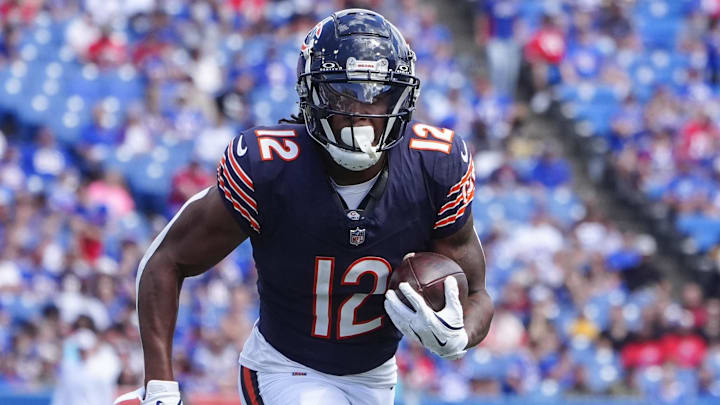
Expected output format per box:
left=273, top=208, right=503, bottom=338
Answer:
left=634, top=0, right=691, bottom=20
left=65, top=63, right=103, bottom=102
left=707, top=351, right=720, bottom=379
left=100, top=69, right=144, bottom=108
left=636, top=15, right=681, bottom=49
left=497, top=190, right=535, bottom=223
left=545, top=188, right=585, bottom=225
left=636, top=366, right=662, bottom=396
left=676, top=214, right=720, bottom=253
left=676, top=368, right=699, bottom=396
left=463, top=348, right=506, bottom=380
left=586, top=362, right=621, bottom=393
left=518, top=1, right=546, bottom=30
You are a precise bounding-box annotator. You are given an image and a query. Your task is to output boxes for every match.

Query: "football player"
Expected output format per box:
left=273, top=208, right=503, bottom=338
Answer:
left=115, top=9, right=493, bottom=405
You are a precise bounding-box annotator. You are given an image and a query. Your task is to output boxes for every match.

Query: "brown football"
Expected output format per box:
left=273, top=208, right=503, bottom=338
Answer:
left=388, top=252, right=468, bottom=312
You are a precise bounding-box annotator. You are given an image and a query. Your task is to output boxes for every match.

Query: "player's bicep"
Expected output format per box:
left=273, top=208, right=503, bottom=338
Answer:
left=159, top=185, right=248, bottom=277
left=430, top=216, right=486, bottom=295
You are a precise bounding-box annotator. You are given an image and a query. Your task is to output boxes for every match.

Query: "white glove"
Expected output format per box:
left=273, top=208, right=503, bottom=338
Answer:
left=114, top=380, right=183, bottom=405
left=384, top=277, right=468, bottom=360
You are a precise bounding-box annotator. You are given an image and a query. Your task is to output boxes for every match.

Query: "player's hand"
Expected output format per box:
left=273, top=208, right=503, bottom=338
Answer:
left=114, top=380, right=183, bottom=405
left=384, top=277, right=468, bottom=360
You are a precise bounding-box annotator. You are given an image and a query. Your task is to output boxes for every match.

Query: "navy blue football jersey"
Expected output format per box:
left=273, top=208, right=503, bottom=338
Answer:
left=216, top=122, right=475, bottom=375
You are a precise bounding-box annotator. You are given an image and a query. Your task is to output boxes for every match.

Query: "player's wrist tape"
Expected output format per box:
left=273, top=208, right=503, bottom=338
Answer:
left=113, top=380, right=182, bottom=405
left=146, top=380, right=179, bottom=395
left=143, top=380, right=182, bottom=405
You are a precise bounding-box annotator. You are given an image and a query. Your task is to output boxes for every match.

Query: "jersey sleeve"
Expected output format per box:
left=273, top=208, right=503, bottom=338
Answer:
left=216, top=134, right=261, bottom=235
left=430, top=136, right=475, bottom=239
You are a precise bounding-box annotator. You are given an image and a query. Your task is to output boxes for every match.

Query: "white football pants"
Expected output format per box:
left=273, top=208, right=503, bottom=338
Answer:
left=238, top=365, right=395, bottom=405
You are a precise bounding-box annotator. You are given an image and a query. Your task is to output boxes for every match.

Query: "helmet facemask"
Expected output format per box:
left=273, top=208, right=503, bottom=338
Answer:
left=299, top=69, right=419, bottom=170
left=295, top=9, right=420, bottom=171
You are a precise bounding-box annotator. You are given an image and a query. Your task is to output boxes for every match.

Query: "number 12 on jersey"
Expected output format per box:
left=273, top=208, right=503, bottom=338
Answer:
left=256, top=129, right=300, bottom=161
left=409, top=123, right=455, bottom=154
left=313, top=256, right=391, bottom=339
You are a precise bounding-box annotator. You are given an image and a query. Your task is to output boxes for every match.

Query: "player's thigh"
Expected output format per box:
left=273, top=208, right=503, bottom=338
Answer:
left=340, top=383, right=395, bottom=405
left=238, top=366, right=350, bottom=405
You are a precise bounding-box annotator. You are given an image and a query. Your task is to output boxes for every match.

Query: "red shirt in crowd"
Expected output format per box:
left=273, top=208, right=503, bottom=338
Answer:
left=132, top=38, right=168, bottom=67
left=0, top=0, right=40, bottom=24
left=227, top=0, right=267, bottom=21
left=169, top=163, right=213, bottom=210
left=622, top=334, right=707, bottom=368
left=621, top=340, right=663, bottom=368
left=87, top=35, right=127, bottom=67
left=525, top=27, right=566, bottom=65
left=678, top=118, right=718, bottom=162
left=660, top=333, right=707, bottom=368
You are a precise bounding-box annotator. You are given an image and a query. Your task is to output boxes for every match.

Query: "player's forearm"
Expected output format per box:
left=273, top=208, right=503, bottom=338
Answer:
left=463, top=289, right=494, bottom=348
left=138, top=252, right=183, bottom=385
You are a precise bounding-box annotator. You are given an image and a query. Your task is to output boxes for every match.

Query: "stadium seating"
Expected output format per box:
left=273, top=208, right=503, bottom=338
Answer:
left=1, top=0, right=718, bottom=403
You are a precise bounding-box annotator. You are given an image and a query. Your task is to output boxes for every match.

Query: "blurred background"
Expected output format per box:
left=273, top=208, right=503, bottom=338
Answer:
left=1, top=0, right=720, bottom=404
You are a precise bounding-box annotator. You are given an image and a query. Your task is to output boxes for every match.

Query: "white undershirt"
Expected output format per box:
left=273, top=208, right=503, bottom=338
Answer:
left=330, top=172, right=381, bottom=210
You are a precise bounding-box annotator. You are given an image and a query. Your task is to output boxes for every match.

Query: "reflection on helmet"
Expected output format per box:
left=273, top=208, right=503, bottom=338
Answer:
left=319, top=81, right=405, bottom=114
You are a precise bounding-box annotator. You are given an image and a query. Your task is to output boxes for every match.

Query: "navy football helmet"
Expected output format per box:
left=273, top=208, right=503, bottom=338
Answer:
left=296, top=9, right=421, bottom=169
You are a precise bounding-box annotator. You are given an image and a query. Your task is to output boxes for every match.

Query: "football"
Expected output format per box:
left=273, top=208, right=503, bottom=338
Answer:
left=388, top=252, right=469, bottom=312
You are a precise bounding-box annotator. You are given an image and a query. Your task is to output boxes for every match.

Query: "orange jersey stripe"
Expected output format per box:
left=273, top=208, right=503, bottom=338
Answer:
left=446, top=159, right=475, bottom=197
left=434, top=186, right=475, bottom=229
left=434, top=204, right=469, bottom=229
left=218, top=176, right=260, bottom=232
left=227, top=138, right=254, bottom=191
left=220, top=158, right=258, bottom=212
left=438, top=193, right=464, bottom=216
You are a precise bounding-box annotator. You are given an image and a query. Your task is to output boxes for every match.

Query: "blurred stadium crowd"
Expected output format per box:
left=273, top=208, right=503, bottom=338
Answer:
left=1, top=0, right=720, bottom=403
left=545, top=0, right=720, bottom=269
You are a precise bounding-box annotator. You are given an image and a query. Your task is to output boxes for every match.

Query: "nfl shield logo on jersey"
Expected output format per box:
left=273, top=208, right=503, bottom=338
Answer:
left=349, top=227, right=366, bottom=246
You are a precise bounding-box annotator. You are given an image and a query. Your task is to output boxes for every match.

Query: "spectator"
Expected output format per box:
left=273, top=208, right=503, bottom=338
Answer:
left=522, top=13, right=566, bottom=98
left=27, top=128, right=71, bottom=181
left=86, top=27, right=127, bottom=67
left=77, top=105, right=121, bottom=171
left=118, top=106, right=154, bottom=157
left=0, top=24, right=20, bottom=63
left=597, top=1, right=632, bottom=42
left=193, top=113, right=235, bottom=168
left=84, top=171, right=135, bottom=220
left=677, top=110, right=718, bottom=163
left=475, top=0, right=522, bottom=98
left=51, top=325, right=120, bottom=405
left=529, top=149, right=571, bottom=188
left=1, top=1, right=719, bottom=402
left=168, top=160, right=213, bottom=214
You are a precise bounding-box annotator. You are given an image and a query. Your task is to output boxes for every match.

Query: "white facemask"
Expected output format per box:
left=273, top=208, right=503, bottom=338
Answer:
left=326, top=125, right=383, bottom=171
